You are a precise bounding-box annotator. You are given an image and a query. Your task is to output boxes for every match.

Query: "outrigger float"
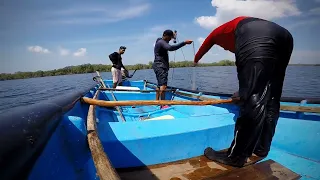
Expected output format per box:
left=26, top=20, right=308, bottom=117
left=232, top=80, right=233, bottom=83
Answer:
left=1, top=71, right=319, bottom=180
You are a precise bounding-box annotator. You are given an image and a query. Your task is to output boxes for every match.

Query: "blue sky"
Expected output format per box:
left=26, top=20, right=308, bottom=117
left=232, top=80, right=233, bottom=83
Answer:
left=1, top=0, right=320, bottom=73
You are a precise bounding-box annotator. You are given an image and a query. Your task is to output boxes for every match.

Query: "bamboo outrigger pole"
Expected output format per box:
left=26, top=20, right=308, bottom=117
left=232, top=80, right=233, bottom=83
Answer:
left=81, top=97, right=320, bottom=113
left=82, top=97, right=234, bottom=107
left=86, top=90, right=121, bottom=180
left=174, top=91, right=320, bottom=114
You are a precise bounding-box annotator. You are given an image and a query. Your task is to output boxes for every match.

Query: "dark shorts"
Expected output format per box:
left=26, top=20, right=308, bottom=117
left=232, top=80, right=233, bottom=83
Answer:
left=152, top=62, right=169, bottom=86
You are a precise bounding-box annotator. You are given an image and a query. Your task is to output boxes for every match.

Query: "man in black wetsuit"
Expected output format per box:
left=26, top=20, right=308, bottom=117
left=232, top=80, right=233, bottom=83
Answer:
left=194, top=16, right=294, bottom=167
left=109, top=46, right=128, bottom=88
left=153, top=30, right=193, bottom=109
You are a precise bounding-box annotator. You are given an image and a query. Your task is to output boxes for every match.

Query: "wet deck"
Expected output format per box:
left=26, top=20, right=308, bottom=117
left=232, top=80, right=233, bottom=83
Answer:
left=116, top=153, right=300, bottom=180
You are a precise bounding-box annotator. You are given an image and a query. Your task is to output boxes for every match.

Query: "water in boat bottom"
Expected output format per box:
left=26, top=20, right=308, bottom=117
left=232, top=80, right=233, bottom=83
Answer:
left=0, top=66, right=319, bottom=114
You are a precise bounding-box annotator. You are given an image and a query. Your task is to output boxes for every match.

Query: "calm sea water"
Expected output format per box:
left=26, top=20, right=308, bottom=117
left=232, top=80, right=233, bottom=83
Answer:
left=0, top=66, right=319, bottom=113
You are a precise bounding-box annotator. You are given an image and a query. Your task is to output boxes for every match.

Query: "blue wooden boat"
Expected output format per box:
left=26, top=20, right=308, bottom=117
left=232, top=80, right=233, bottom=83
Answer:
left=1, top=74, right=319, bottom=180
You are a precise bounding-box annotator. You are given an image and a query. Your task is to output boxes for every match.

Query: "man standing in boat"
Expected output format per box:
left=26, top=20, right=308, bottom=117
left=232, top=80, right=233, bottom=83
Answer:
left=109, top=46, right=128, bottom=88
left=153, top=30, right=193, bottom=109
left=194, top=16, right=293, bottom=167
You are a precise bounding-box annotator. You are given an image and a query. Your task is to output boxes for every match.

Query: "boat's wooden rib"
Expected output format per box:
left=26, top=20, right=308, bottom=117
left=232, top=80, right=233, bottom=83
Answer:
left=86, top=90, right=121, bottom=180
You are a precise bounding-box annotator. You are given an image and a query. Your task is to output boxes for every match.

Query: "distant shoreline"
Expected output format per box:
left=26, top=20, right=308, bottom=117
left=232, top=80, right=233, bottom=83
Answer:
left=1, top=60, right=319, bottom=81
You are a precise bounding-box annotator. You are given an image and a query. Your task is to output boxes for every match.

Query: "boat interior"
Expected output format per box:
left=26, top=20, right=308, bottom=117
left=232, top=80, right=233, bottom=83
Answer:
left=7, top=80, right=320, bottom=180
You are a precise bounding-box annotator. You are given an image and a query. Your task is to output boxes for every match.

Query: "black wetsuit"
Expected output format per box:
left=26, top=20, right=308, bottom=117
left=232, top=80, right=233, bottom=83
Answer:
left=196, top=17, right=294, bottom=166
left=229, top=17, right=294, bottom=159
left=152, top=38, right=186, bottom=86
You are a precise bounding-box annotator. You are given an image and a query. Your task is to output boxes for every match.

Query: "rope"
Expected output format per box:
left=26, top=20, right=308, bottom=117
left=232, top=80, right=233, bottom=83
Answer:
left=170, top=34, right=198, bottom=91
left=192, top=42, right=197, bottom=90
left=192, top=41, right=196, bottom=56
left=171, top=50, right=177, bottom=81
left=171, top=37, right=187, bottom=81
left=177, top=37, right=187, bottom=61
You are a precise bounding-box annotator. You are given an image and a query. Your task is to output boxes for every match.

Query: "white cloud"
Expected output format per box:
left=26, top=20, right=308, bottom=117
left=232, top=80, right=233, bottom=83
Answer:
left=27, top=46, right=50, bottom=53
left=50, top=3, right=150, bottom=25
left=113, top=4, right=149, bottom=19
left=195, top=0, right=301, bottom=29
left=58, top=47, right=70, bottom=56
left=73, top=48, right=87, bottom=57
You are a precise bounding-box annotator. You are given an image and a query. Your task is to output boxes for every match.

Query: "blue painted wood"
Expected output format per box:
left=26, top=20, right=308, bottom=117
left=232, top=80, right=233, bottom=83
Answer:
left=5, top=79, right=318, bottom=180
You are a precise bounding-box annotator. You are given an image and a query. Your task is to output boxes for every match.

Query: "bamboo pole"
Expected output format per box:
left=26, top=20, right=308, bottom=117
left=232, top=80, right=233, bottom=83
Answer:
left=96, top=71, right=126, bottom=122
left=86, top=90, right=121, bottom=180
left=279, top=105, right=320, bottom=113
left=105, top=85, right=126, bottom=122
left=96, top=71, right=107, bottom=88
left=174, top=91, right=320, bottom=113
left=82, top=96, right=320, bottom=113
left=82, top=97, right=234, bottom=107
left=109, top=92, right=126, bottom=122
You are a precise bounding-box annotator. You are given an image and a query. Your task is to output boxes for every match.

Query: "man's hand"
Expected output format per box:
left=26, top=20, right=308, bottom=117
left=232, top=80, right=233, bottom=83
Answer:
left=231, top=91, right=239, bottom=98
left=185, top=40, right=193, bottom=44
left=231, top=91, right=240, bottom=102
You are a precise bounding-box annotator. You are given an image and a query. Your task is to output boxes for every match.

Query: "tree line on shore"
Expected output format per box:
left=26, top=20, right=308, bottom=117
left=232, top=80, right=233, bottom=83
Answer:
left=2, top=59, right=316, bottom=81
left=0, top=60, right=320, bottom=81
left=0, top=60, right=235, bottom=81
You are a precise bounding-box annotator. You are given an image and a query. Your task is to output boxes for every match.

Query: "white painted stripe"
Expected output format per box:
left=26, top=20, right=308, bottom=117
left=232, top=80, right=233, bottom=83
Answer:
left=144, top=115, right=175, bottom=121
left=228, top=130, right=238, bottom=157
left=116, top=86, right=140, bottom=90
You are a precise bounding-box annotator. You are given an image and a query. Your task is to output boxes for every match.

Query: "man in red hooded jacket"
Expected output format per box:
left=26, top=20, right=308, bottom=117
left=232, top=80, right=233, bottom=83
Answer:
left=194, top=16, right=293, bottom=167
